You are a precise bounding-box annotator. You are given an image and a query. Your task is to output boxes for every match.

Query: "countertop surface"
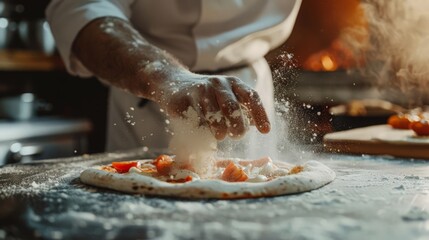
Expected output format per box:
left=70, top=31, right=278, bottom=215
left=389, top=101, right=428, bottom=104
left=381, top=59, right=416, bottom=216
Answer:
left=0, top=149, right=428, bottom=240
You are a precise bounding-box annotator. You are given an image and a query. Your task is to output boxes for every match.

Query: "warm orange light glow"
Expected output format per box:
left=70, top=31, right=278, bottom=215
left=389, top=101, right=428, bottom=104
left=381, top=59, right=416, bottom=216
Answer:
left=266, top=0, right=368, bottom=72
left=321, top=55, right=337, bottom=71
left=302, top=39, right=362, bottom=72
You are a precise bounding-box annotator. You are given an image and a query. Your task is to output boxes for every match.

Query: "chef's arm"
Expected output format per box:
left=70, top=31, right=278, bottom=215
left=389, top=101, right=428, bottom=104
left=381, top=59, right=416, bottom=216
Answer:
left=72, top=17, right=270, bottom=139
left=72, top=17, right=183, bottom=99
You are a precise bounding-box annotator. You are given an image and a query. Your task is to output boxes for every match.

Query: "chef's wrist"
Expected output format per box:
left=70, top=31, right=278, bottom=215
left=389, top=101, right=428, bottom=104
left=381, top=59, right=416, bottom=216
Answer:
left=134, top=63, right=190, bottom=102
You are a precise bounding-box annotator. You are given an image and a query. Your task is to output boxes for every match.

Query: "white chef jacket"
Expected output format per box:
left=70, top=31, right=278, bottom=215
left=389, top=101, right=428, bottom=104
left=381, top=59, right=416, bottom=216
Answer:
left=46, top=0, right=301, bottom=154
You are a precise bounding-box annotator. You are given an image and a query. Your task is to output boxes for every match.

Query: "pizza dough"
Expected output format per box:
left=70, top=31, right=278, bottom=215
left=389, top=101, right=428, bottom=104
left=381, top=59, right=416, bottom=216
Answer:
left=80, top=158, right=335, bottom=199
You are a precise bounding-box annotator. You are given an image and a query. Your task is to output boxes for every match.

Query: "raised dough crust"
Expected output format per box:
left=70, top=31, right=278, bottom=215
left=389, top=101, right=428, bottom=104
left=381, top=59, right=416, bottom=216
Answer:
left=80, top=160, right=335, bottom=199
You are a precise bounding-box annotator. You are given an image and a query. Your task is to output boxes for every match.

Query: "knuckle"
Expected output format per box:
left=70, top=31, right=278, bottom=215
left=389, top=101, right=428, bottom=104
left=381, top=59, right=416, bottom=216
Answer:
left=249, top=92, right=262, bottom=106
left=222, top=99, right=240, bottom=112
left=250, top=89, right=260, bottom=99
left=243, top=89, right=256, bottom=100
left=239, top=90, right=259, bottom=107
left=209, top=77, right=223, bottom=85
left=226, top=76, right=240, bottom=84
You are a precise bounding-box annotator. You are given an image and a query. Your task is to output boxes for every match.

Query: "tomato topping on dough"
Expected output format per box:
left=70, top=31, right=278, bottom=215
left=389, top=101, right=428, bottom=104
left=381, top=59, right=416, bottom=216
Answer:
left=111, top=161, right=138, bottom=173
left=153, top=155, right=174, bottom=175
left=410, top=120, right=429, bottom=136
left=166, top=175, right=193, bottom=183
left=288, top=165, right=304, bottom=175
left=221, top=162, right=248, bottom=182
left=387, top=114, right=412, bottom=129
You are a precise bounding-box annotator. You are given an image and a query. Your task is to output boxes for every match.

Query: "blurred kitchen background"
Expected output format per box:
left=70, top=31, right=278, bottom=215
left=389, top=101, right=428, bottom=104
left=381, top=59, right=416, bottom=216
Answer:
left=0, top=0, right=107, bottom=165
left=0, top=0, right=419, bottom=165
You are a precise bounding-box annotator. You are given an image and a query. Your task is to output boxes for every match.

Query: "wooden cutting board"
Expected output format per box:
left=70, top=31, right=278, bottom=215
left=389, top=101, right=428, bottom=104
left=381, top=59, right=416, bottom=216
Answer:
left=323, top=124, right=429, bottom=160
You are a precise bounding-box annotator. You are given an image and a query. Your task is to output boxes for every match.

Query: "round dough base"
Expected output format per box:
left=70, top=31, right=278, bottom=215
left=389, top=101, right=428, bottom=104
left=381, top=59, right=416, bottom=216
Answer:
left=80, top=160, right=335, bottom=199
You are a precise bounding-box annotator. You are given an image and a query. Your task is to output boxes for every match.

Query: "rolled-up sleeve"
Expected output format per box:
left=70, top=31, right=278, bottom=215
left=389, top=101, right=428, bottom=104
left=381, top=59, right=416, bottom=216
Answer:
left=46, top=0, right=134, bottom=77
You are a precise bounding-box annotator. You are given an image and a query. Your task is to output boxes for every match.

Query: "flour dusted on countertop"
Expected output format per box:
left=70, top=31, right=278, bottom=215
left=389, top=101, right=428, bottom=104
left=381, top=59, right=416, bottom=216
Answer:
left=169, top=107, right=217, bottom=177
left=402, top=207, right=429, bottom=221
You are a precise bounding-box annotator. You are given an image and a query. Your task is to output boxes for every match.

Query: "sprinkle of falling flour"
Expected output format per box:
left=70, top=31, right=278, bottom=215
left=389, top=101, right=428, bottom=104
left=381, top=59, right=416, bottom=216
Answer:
left=169, top=107, right=217, bottom=177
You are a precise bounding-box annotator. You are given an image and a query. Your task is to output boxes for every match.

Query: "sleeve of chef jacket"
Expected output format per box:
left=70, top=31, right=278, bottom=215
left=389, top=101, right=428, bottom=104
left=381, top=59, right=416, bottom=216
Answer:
left=46, top=0, right=135, bottom=77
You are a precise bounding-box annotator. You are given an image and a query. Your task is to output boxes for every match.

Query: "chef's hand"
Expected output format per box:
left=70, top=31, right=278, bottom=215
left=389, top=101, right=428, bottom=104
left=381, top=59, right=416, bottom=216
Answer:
left=154, top=70, right=270, bottom=140
left=72, top=17, right=270, bottom=140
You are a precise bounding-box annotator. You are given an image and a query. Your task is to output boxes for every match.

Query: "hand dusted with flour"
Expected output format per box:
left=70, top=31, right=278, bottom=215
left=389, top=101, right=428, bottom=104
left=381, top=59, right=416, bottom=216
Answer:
left=72, top=17, right=270, bottom=140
